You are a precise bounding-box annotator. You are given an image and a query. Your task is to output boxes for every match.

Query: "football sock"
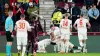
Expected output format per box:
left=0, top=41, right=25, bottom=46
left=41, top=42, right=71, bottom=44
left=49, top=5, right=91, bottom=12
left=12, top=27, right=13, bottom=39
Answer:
left=65, top=42, right=69, bottom=52
left=22, top=46, right=26, bottom=56
left=17, top=45, right=21, bottom=50
left=6, top=44, right=11, bottom=56
left=61, top=42, right=65, bottom=52
left=79, top=42, right=83, bottom=47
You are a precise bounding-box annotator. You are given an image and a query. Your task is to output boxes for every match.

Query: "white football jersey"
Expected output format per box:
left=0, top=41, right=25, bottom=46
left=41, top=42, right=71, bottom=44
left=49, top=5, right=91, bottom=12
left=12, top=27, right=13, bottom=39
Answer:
left=75, top=18, right=88, bottom=32
left=60, top=19, right=72, bottom=33
left=16, top=20, right=30, bottom=37
left=49, top=27, right=60, bottom=37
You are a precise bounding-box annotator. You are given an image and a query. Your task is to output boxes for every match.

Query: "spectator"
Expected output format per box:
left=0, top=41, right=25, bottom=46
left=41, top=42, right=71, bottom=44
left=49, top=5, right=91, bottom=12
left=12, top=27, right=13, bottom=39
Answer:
left=3, top=3, right=11, bottom=22
left=84, top=0, right=94, bottom=7
left=62, top=3, right=70, bottom=14
left=27, top=2, right=38, bottom=19
left=16, top=3, right=24, bottom=21
left=88, top=4, right=99, bottom=32
left=56, top=0, right=65, bottom=8
left=81, top=5, right=89, bottom=20
left=72, top=2, right=81, bottom=25
left=51, top=9, right=62, bottom=27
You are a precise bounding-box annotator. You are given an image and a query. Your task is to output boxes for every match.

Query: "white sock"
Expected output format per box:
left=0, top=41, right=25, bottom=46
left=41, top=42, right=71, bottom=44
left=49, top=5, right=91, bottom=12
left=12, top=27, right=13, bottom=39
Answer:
left=83, top=43, right=86, bottom=49
left=54, top=45, right=57, bottom=52
left=61, top=41, right=65, bottom=52
left=22, top=46, right=26, bottom=56
left=79, top=42, right=83, bottom=47
left=57, top=43, right=60, bottom=51
left=17, top=45, right=21, bottom=50
left=65, top=42, right=69, bottom=52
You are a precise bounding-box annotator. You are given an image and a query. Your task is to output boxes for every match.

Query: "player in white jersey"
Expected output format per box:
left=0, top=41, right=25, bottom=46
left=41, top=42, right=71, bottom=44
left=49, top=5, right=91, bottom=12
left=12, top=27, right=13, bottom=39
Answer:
left=14, top=14, right=31, bottom=56
left=73, top=14, right=91, bottom=52
left=48, top=24, right=61, bottom=52
left=60, top=13, right=72, bottom=53
left=37, top=39, right=51, bottom=53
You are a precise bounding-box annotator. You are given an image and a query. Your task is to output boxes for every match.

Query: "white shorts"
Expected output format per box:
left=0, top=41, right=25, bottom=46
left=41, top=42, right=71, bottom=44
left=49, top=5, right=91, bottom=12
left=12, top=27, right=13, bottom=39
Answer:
left=60, top=28, right=70, bottom=40
left=61, top=33, right=70, bottom=40
left=78, top=32, right=87, bottom=40
left=17, top=36, right=27, bottom=46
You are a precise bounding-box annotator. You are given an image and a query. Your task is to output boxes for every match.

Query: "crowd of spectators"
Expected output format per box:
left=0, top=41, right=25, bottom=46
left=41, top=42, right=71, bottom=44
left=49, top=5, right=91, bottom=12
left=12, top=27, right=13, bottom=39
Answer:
left=52, top=0, right=100, bottom=32
left=0, top=0, right=44, bottom=32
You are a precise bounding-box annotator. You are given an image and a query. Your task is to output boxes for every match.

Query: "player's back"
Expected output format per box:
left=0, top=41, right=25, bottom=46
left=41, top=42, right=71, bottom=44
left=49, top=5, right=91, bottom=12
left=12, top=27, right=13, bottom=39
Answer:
left=60, top=19, right=72, bottom=29
left=60, top=19, right=72, bottom=34
left=75, top=19, right=88, bottom=32
left=16, top=20, right=30, bottom=37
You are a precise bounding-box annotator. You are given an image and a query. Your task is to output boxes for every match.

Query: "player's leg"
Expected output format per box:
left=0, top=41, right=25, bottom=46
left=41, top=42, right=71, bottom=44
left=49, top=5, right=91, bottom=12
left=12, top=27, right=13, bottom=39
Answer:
left=54, top=45, right=57, bottom=52
left=6, top=31, right=13, bottom=56
left=64, top=34, right=70, bottom=54
left=22, top=37, right=27, bottom=56
left=17, top=37, right=21, bottom=56
left=82, top=33, right=87, bottom=52
left=64, top=39, right=69, bottom=54
left=69, top=42, right=82, bottom=53
left=26, top=41, right=31, bottom=56
left=78, top=33, right=84, bottom=47
left=32, top=41, right=38, bottom=56
left=60, top=34, right=65, bottom=53
left=57, top=41, right=61, bottom=52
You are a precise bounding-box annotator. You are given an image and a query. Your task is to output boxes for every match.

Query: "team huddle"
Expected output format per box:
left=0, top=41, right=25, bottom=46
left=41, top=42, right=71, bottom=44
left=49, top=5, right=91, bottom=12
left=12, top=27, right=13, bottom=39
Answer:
left=5, top=11, right=91, bottom=56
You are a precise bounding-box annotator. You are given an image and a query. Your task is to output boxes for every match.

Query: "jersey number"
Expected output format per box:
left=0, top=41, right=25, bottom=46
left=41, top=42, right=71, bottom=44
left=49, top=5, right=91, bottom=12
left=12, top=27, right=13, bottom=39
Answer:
left=63, top=21, right=68, bottom=26
left=19, top=22, right=25, bottom=29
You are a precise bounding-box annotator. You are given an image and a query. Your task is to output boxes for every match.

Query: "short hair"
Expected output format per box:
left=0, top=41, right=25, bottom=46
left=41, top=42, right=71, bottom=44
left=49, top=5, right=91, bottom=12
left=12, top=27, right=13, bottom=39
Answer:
left=50, top=24, right=54, bottom=28
left=80, top=14, right=84, bottom=17
left=65, top=13, right=69, bottom=17
left=8, top=11, right=13, bottom=15
left=20, top=14, right=25, bottom=18
left=92, top=4, right=96, bottom=7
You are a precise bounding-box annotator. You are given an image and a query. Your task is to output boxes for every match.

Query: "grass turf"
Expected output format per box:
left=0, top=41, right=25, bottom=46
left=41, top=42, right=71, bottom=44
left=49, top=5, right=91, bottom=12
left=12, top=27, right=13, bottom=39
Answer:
left=0, top=53, right=100, bottom=56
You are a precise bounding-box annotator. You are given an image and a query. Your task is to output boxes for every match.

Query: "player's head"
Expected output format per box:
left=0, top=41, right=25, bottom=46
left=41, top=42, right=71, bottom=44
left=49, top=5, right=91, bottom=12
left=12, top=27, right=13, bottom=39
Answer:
left=50, top=24, right=55, bottom=30
left=80, top=14, right=84, bottom=18
left=20, top=14, right=25, bottom=20
left=64, top=13, right=69, bottom=19
left=8, top=10, right=13, bottom=17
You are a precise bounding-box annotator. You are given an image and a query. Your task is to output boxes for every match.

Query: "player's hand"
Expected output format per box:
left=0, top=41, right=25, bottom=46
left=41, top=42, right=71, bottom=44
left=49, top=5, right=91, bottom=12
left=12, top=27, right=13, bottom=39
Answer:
left=43, top=33, right=46, bottom=36
left=87, top=26, right=91, bottom=29
left=75, top=27, right=77, bottom=30
left=11, top=34, right=14, bottom=38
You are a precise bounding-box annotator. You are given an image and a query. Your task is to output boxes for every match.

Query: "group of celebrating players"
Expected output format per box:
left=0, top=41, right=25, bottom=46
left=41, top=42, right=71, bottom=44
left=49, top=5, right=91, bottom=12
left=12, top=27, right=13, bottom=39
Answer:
left=47, top=13, right=91, bottom=54
left=5, top=10, right=91, bottom=56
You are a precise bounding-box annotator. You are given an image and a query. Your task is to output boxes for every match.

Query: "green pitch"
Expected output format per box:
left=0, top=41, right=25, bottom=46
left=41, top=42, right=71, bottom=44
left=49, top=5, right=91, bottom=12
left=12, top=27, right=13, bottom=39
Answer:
left=0, top=53, right=100, bottom=56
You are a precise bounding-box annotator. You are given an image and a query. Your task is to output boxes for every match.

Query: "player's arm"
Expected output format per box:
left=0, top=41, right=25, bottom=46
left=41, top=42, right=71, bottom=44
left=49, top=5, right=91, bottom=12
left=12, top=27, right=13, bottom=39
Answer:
left=70, top=20, right=72, bottom=32
left=73, top=22, right=77, bottom=30
left=27, top=22, right=32, bottom=31
left=14, top=25, right=17, bottom=31
left=86, top=21, right=91, bottom=29
left=9, top=20, right=13, bottom=33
